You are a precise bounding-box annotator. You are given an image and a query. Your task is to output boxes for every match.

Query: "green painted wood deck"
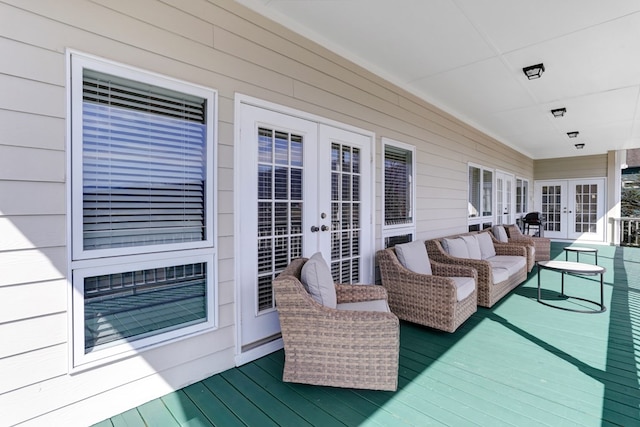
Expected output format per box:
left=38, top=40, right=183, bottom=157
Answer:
left=94, top=243, right=640, bottom=426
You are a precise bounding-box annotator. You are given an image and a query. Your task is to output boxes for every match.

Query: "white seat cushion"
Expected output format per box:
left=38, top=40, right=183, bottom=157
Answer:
left=337, top=299, right=391, bottom=312
left=300, top=252, right=337, bottom=308
left=395, top=240, right=432, bottom=275
left=491, top=267, right=510, bottom=284
left=460, top=235, right=482, bottom=260
left=487, top=255, right=526, bottom=276
left=450, top=276, right=476, bottom=301
left=476, top=232, right=496, bottom=259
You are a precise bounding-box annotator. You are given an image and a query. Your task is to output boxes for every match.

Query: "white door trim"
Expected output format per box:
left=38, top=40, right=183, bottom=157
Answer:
left=233, top=94, right=376, bottom=365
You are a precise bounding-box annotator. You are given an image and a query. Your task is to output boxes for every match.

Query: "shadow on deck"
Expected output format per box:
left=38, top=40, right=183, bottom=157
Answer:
left=95, top=243, right=640, bottom=426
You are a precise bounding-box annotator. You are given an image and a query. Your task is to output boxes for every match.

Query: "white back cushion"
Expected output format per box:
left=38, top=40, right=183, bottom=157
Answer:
left=443, top=237, right=469, bottom=259
left=395, top=240, right=432, bottom=275
left=492, top=225, right=509, bottom=243
left=300, top=252, right=337, bottom=308
left=460, top=235, right=482, bottom=260
left=476, top=232, right=496, bottom=259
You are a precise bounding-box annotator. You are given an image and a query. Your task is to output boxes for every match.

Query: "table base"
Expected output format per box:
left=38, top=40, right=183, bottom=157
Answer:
left=537, top=265, right=606, bottom=313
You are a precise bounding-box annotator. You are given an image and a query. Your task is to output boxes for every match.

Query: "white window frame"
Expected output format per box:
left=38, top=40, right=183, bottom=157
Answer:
left=67, top=51, right=218, bottom=370
left=381, top=138, right=416, bottom=243
left=516, top=177, right=530, bottom=217
left=468, top=163, right=494, bottom=229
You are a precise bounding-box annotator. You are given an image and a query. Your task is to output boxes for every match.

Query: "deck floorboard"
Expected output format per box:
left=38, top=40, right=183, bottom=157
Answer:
left=94, top=243, right=640, bottom=426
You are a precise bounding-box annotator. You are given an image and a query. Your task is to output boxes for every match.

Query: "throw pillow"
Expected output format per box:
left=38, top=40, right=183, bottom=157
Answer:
left=476, top=232, right=496, bottom=259
left=492, top=225, right=509, bottom=243
left=395, top=240, right=432, bottom=275
left=300, top=252, right=337, bottom=308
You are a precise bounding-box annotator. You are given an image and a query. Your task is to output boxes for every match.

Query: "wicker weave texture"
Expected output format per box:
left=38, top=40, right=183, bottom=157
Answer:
left=377, top=248, right=477, bottom=333
left=425, top=232, right=527, bottom=308
left=273, top=258, right=400, bottom=391
left=505, top=224, right=551, bottom=261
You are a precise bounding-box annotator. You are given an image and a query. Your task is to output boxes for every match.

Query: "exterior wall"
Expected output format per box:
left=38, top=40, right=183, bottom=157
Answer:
left=0, top=0, right=532, bottom=425
left=534, top=154, right=608, bottom=180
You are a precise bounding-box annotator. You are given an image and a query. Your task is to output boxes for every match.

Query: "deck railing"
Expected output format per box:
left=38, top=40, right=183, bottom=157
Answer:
left=613, top=217, right=640, bottom=247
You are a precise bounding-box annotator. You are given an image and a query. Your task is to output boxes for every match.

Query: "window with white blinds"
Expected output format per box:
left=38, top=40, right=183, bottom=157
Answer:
left=382, top=139, right=415, bottom=243
left=82, top=70, right=207, bottom=251
left=384, top=143, right=414, bottom=226
left=69, top=53, right=217, bottom=369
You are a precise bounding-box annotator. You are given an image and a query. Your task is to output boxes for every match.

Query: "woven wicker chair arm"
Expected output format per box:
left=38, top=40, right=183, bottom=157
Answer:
left=335, top=283, right=388, bottom=303
left=531, top=236, right=551, bottom=244
left=508, top=235, right=534, bottom=244
left=275, top=277, right=397, bottom=321
left=494, top=243, right=526, bottom=257
left=311, top=303, right=400, bottom=324
left=431, top=262, right=477, bottom=279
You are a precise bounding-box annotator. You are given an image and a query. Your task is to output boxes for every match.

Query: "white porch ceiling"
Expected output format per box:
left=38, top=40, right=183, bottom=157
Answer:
left=236, top=0, right=640, bottom=159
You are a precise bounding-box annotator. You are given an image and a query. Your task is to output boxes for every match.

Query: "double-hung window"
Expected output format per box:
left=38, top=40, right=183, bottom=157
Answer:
left=382, top=138, right=415, bottom=247
left=69, top=53, right=217, bottom=369
left=468, top=164, right=494, bottom=230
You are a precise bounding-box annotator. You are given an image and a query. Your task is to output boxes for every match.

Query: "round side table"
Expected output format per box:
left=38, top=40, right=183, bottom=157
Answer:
left=564, top=246, right=598, bottom=265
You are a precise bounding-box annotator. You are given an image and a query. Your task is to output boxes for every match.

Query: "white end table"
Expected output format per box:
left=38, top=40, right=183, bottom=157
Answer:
left=564, top=246, right=598, bottom=264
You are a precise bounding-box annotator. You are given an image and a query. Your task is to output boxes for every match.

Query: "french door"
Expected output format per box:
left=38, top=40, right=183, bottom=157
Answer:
left=495, top=171, right=515, bottom=225
left=534, top=178, right=605, bottom=241
left=237, top=103, right=373, bottom=357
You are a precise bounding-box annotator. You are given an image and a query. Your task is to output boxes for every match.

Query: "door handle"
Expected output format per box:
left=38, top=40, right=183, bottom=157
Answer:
left=321, top=225, right=329, bottom=232
left=310, top=226, right=319, bottom=232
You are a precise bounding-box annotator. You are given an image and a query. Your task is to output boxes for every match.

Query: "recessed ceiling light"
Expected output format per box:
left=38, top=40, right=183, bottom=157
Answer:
left=575, top=143, right=585, bottom=149
left=567, top=131, right=579, bottom=138
left=551, top=108, right=566, bottom=118
left=523, top=63, right=545, bottom=80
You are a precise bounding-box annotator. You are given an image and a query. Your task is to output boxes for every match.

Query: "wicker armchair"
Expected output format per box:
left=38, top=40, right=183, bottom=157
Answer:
left=273, top=258, right=400, bottom=391
left=504, top=224, right=551, bottom=261
left=377, top=248, right=477, bottom=333
left=426, top=233, right=527, bottom=308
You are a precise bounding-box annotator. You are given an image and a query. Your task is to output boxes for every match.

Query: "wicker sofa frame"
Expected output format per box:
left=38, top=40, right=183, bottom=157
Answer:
left=377, top=247, right=477, bottom=333
left=426, top=231, right=527, bottom=308
left=273, top=258, right=400, bottom=391
left=504, top=224, right=551, bottom=262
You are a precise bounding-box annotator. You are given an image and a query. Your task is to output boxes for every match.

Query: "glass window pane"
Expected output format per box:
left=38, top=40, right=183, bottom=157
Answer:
left=385, top=145, right=413, bottom=225
left=82, top=71, right=207, bottom=250
left=84, top=262, right=207, bottom=354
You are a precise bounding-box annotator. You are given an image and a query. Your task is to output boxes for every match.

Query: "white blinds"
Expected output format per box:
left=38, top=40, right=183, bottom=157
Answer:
left=82, top=71, right=207, bottom=250
left=384, top=146, right=412, bottom=225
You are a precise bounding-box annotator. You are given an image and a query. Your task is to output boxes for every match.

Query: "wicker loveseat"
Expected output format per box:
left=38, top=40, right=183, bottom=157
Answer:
left=489, top=225, right=535, bottom=272
left=426, top=231, right=527, bottom=308
left=503, top=224, right=551, bottom=262
left=273, top=257, right=400, bottom=391
left=377, top=246, right=477, bottom=333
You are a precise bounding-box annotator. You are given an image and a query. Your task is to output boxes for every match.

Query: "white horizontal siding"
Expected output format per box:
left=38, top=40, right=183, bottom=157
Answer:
left=0, top=111, right=66, bottom=151
left=535, top=154, right=608, bottom=180
left=0, top=279, right=66, bottom=323
left=0, top=247, right=66, bottom=287
left=0, top=146, right=65, bottom=182
left=0, top=216, right=65, bottom=251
